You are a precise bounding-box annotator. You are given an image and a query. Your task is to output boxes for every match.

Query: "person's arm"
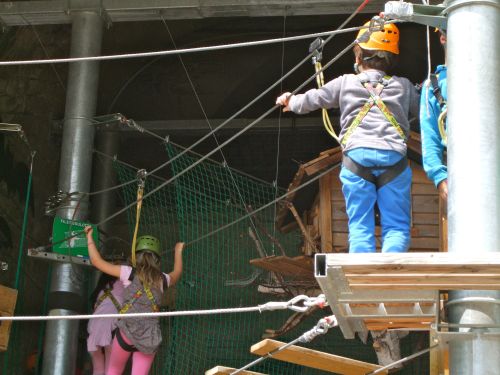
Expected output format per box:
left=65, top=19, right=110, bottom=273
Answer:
left=85, top=226, right=121, bottom=278
left=168, top=242, right=184, bottom=287
left=420, top=81, right=447, bottom=188
left=276, top=77, right=341, bottom=114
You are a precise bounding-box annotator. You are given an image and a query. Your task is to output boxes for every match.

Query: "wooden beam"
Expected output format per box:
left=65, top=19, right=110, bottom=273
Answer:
left=250, top=339, right=387, bottom=375
left=205, top=366, right=266, bottom=375
left=321, top=253, right=500, bottom=290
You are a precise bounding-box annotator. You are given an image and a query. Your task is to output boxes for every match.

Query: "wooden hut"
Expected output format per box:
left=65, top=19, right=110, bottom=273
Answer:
left=251, top=132, right=447, bottom=277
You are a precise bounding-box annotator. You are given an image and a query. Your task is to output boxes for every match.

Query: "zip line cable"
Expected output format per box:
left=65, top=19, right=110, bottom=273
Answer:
left=33, top=32, right=360, bottom=250
left=46, top=8, right=378, bottom=206
left=0, top=24, right=371, bottom=66
left=94, top=38, right=357, bottom=228
left=0, top=294, right=327, bottom=322
left=37, top=15, right=388, bottom=251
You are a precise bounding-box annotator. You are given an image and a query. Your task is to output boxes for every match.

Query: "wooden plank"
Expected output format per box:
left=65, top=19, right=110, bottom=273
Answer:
left=251, top=339, right=386, bottom=375
left=412, top=183, right=438, bottom=195
left=324, top=252, right=500, bottom=267
left=205, top=366, right=266, bottom=375
left=303, top=150, right=342, bottom=176
left=412, top=195, right=439, bottom=214
left=411, top=164, right=432, bottom=184
left=0, top=285, right=18, bottom=352
left=322, top=253, right=500, bottom=289
left=412, top=225, right=439, bottom=238
left=414, top=213, right=439, bottom=225
left=319, top=174, right=333, bottom=252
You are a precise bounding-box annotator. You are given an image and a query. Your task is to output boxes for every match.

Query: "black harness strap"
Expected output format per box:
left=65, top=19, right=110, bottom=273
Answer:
left=429, top=74, right=446, bottom=110
left=115, top=329, right=138, bottom=353
left=342, top=155, right=408, bottom=189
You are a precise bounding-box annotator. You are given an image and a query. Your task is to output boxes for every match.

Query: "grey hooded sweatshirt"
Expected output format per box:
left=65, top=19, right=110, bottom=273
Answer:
left=288, top=70, right=419, bottom=156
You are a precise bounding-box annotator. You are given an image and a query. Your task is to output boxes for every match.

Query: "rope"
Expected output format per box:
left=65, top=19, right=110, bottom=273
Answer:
left=0, top=294, right=327, bottom=322
left=0, top=25, right=370, bottom=66
left=231, top=314, right=337, bottom=374
left=130, top=170, right=146, bottom=267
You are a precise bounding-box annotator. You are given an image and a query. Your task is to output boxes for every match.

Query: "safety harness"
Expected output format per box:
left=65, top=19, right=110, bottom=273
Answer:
left=342, top=75, right=406, bottom=146
left=341, top=75, right=408, bottom=189
left=115, top=269, right=167, bottom=352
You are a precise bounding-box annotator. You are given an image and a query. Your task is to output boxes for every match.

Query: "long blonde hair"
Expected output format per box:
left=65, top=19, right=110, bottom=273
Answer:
left=135, top=251, right=163, bottom=289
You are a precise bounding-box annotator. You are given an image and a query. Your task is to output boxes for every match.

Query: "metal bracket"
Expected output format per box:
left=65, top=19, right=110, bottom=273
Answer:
left=28, top=247, right=92, bottom=266
left=384, top=1, right=447, bottom=30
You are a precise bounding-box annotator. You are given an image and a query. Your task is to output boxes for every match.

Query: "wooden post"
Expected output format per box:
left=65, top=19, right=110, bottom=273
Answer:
left=0, top=285, right=18, bottom=351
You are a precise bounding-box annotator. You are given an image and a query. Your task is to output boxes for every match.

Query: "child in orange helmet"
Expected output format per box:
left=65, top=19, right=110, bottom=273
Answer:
left=276, top=18, right=419, bottom=253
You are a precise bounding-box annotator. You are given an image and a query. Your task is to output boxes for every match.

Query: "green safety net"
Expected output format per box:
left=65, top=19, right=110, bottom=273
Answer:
left=113, top=142, right=428, bottom=374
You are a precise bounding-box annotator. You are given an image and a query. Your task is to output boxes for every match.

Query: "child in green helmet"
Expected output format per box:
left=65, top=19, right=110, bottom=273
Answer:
left=85, top=227, right=184, bottom=375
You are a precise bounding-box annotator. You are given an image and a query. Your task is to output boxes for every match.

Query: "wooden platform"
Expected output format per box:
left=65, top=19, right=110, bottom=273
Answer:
left=316, top=252, right=500, bottom=290
left=315, top=252, right=500, bottom=339
left=250, top=339, right=387, bottom=375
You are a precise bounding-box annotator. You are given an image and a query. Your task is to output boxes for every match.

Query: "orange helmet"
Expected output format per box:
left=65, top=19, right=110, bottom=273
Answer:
left=356, top=21, right=400, bottom=55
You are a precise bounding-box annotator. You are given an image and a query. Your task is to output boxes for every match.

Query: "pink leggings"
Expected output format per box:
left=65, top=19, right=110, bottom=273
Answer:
left=106, top=331, right=156, bottom=375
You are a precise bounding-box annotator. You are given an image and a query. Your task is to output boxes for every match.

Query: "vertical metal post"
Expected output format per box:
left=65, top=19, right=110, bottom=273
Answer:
left=446, top=0, right=500, bottom=373
left=42, top=11, right=102, bottom=375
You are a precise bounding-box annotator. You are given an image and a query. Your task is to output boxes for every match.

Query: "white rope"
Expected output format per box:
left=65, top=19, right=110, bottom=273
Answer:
left=0, top=294, right=326, bottom=322
left=0, top=25, right=367, bottom=66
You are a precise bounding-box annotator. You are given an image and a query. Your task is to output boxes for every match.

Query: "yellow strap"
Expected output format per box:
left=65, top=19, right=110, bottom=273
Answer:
left=342, top=77, right=406, bottom=146
left=131, top=184, right=144, bottom=267
left=438, top=108, right=448, bottom=146
left=119, top=285, right=159, bottom=314
left=314, top=62, right=340, bottom=143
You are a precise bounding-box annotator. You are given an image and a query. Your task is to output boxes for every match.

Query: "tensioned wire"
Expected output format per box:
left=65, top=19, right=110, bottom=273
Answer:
left=92, top=36, right=358, bottom=228
left=39, top=29, right=363, bottom=250
left=43, top=13, right=388, bottom=249
left=0, top=22, right=372, bottom=66
left=44, top=16, right=378, bottom=202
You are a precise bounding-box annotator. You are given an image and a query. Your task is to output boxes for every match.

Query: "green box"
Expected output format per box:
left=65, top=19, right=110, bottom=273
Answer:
left=52, top=217, right=98, bottom=258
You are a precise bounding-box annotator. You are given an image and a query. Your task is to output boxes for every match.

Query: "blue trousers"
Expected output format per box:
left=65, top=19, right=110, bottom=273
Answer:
left=340, top=148, right=412, bottom=253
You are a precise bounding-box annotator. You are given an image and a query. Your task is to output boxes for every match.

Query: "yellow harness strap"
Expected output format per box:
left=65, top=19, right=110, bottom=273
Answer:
left=342, top=76, right=406, bottom=146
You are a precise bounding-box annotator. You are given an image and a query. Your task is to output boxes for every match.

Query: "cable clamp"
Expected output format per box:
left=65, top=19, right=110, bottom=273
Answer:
left=126, top=119, right=145, bottom=133
left=299, top=314, right=338, bottom=343
left=136, top=169, right=147, bottom=187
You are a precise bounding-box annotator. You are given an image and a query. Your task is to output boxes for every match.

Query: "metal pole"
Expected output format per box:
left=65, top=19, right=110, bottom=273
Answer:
left=42, top=10, right=102, bottom=375
left=446, top=0, right=500, bottom=374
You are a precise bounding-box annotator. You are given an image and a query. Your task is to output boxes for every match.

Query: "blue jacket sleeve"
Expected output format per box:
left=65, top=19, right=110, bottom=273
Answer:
left=420, top=80, right=447, bottom=187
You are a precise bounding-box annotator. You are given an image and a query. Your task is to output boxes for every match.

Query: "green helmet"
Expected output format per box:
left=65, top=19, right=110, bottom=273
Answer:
left=135, top=235, right=161, bottom=257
